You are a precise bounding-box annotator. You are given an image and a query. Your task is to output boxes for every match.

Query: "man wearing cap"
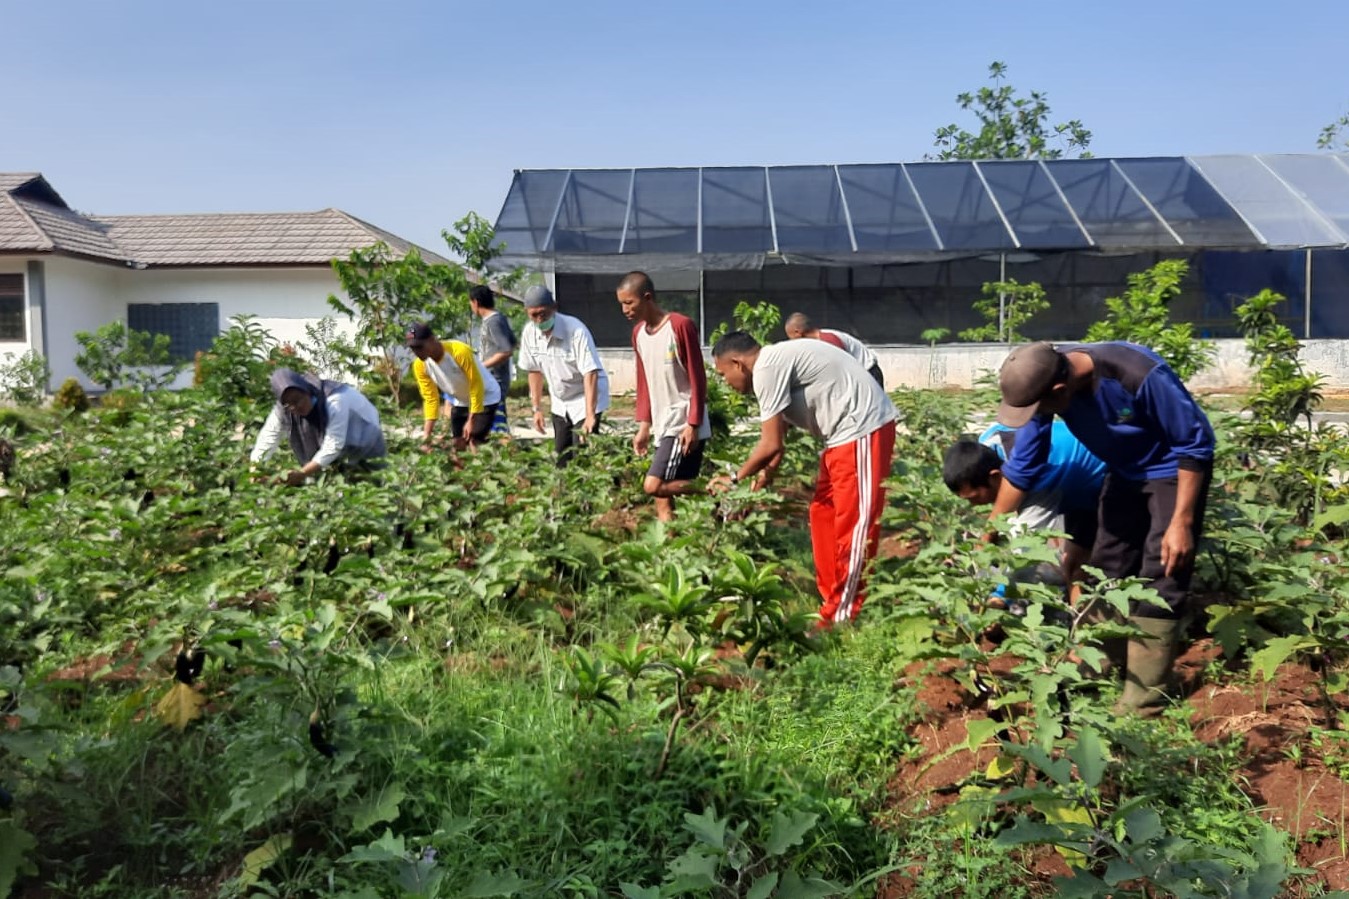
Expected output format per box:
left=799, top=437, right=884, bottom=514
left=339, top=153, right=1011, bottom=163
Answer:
left=405, top=323, right=502, bottom=450
left=516, top=285, right=611, bottom=465
left=710, top=331, right=897, bottom=627
left=993, top=341, right=1215, bottom=714
left=469, top=284, right=517, bottom=434
left=616, top=270, right=711, bottom=521
left=784, top=313, right=884, bottom=388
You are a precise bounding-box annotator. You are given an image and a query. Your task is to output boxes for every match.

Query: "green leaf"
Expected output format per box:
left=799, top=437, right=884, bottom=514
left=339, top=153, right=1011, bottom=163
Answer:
left=964, top=717, right=1002, bottom=752
left=1068, top=728, right=1106, bottom=789
left=668, top=847, right=719, bottom=888
left=747, top=871, right=780, bottom=899
left=765, top=810, right=818, bottom=856
left=1103, top=858, right=1142, bottom=885
left=1250, top=634, right=1310, bottom=682
left=619, top=885, right=662, bottom=899
left=339, top=828, right=406, bottom=863
left=464, top=869, right=529, bottom=897
left=238, top=834, right=293, bottom=888
left=0, top=821, right=38, bottom=896
left=682, top=806, right=727, bottom=849
left=776, top=869, right=843, bottom=898
left=1053, top=870, right=1112, bottom=897
left=1122, top=806, right=1163, bottom=844
left=348, top=782, right=405, bottom=831
left=994, top=815, right=1070, bottom=847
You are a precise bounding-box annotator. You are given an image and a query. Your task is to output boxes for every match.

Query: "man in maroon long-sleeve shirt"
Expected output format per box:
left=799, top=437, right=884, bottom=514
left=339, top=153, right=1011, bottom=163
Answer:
left=616, top=271, right=712, bottom=521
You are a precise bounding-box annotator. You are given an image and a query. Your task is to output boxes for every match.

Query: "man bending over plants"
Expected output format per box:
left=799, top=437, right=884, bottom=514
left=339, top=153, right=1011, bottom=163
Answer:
left=250, top=368, right=386, bottom=486
left=405, top=322, right=501, bottom=451
left=943, top=421, right=1105, bottom=595
left=994, top=341, right=1215, bottom=715
left=710, top=332, right=897, bottom=627
left=616, top=271, right=711, bottom=521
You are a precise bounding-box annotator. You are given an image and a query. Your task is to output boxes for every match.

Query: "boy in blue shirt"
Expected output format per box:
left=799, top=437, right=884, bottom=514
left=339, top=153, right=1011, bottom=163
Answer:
left=943, top=420, right=1105, bottom=589
left=995, top=341, right=1215, bottom=715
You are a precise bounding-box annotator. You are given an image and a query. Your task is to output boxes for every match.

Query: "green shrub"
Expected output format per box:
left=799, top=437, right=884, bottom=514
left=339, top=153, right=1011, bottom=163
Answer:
left=97, top=387, right=144, bottom=425
left=0, top=350, right=50, bottom=405
left=51, top=377, right=90, bottom=413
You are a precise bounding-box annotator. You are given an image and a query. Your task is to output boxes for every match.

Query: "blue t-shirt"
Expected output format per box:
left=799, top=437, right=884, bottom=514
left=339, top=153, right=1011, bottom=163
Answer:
left=981, top=421, right=1105, bottom=512
left=1003, top=342, right=1215, bottom=484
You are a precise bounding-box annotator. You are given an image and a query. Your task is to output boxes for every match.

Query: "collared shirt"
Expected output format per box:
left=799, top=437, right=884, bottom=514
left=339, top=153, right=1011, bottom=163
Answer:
left=474, top=310, right=517, bottom=383
left=250, top=385, right=385, bottom=468
left=413, top=340, right=501, bottom=418
left=517, top=312, right=611, bottom=422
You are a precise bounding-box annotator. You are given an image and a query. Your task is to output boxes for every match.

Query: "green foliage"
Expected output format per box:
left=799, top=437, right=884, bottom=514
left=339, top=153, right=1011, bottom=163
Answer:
left=0, top=351, right=49, bottom=405
left=920, top=327, right=950, bottom=347
left=298, top=315, right=364, bottom=381
left=1317, top=109, right=1348, bottom=150
left=706, top=301, right=784, bottom=430
left=51, top=376, right=89, bottom=413
left=194, top=314, right=287, bottom=406
left=1230, top=290, right=1347, bottom=525
left=958, top=279, right=1049, bottom=343
left=328, top=242, right=470, bottom=403
left=932, top=61, right=1092, bottom=160
left=73, top=321, right=182, bottom=392
left=442, top=211, right=525, bottom=293
left=1084, top=259, right=1215, bottom=380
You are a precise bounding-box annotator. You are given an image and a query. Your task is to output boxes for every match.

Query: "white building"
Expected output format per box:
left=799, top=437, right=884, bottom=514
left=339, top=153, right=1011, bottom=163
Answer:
left=0, top=172, right=450, bottom=390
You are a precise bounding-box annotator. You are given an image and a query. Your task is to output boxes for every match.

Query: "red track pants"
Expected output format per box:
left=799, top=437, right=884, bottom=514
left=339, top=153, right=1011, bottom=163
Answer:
left=811, top=421, right=896, bottom=626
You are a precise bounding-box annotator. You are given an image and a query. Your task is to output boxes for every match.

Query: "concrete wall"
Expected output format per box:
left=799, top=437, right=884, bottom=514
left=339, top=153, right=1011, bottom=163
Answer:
left=22, top=259, right=352, bottom=390
left=597, top=340, right=1349, bottom=396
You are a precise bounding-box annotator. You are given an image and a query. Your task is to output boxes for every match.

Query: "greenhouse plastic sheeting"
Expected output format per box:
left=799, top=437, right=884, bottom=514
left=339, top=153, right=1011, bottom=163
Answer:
left=491, top=154, right=1349, bottom=271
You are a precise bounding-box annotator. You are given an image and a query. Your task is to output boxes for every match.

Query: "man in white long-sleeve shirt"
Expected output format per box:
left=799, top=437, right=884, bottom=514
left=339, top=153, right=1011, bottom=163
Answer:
left=250, top=368, right=386, bottom=485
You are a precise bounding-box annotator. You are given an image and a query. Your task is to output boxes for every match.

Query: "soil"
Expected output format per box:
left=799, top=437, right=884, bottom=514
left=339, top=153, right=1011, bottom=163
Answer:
left=878, top=638, right=1349, bottom=895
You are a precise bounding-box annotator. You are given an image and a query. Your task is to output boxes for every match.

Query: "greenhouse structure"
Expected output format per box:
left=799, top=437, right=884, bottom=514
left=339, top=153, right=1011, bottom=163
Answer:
left=491, top=154, right=1349, bottom=349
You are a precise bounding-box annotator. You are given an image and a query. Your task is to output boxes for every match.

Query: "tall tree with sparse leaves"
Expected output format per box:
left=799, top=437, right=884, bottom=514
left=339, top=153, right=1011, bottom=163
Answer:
left=932, top=61, right=1092, bottom=160
left=328, top=243, right=469, bottom=404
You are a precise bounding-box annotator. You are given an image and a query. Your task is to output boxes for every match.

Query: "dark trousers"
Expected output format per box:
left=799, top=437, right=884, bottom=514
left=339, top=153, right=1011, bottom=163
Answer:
left=1091, top=468, right=1211, bottom=618
left=552, top=412, right=602, bottom=467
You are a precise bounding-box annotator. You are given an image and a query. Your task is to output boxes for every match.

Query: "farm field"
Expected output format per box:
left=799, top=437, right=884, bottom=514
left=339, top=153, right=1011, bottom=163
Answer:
left=2, top=376, right=1349, bottom=899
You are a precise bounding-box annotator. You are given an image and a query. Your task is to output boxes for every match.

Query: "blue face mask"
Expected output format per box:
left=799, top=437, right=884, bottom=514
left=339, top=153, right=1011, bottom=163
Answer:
left=535, top=316, right=556, bottom=332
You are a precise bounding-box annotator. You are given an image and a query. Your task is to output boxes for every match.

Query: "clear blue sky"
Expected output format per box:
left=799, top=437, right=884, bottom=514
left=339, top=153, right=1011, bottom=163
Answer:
left=5, top=0, right=1347, bottom=254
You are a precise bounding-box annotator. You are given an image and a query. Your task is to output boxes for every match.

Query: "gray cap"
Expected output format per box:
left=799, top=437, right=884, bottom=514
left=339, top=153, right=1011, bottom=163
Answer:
left=522, top=285, right=555, bottom=308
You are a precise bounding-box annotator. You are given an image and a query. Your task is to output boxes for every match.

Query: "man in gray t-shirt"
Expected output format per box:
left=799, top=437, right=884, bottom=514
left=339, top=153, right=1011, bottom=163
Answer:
left=711, top=332, right=897, bottom=627
left=470, top=285, right=517, bottom=432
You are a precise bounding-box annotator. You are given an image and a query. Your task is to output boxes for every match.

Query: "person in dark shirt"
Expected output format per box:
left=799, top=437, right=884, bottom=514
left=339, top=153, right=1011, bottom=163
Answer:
left=995, top=341, right=1215, bottom=715
left=469, top=285, right=517, bottom=434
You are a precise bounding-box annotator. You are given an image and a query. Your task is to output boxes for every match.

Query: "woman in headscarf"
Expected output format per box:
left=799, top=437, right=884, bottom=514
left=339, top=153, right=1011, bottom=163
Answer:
left=249, top=369, right=386, bottom=486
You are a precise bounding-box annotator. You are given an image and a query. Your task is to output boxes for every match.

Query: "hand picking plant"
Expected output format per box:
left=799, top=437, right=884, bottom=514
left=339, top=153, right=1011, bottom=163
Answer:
left=1085, top=259, right=1214, bottom=380
left=959, top=279, right=1049, bottom=343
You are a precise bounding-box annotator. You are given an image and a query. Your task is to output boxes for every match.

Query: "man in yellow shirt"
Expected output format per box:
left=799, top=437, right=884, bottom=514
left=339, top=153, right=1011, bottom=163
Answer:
left=405, top=323, right=502, bottom=450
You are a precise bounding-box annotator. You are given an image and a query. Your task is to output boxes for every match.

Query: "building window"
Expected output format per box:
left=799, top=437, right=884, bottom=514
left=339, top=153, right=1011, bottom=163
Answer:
left=127, top=303, right=220, bottom=362
left=0, top=274, right=24, bottom=341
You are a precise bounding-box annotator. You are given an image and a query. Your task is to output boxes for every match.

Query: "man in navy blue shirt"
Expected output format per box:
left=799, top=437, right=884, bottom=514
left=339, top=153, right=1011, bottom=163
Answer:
left=994, top=341, right=1215, bottom=714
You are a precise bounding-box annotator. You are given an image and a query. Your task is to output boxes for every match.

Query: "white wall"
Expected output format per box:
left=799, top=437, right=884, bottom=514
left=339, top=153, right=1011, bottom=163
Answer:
left=44, top=257, right=122, bottom=388
left=599, top=340, right=1349, bottom=396
left=32, top=262, right=353, bottom=390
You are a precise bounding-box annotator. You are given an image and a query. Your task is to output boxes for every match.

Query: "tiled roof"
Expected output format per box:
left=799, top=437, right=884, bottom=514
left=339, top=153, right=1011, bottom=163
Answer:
left=17, top=198, right=122, bottom=261
left=91, top=209, right=449, bottom=266
left=0, top=195, right=51, bottom=251
left=0, top=172, right=447, bottom=267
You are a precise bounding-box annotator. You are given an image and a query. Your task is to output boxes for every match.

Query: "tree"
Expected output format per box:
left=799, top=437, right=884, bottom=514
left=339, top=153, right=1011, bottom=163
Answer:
left=328, top=243, right=470, bottom=404
left=958, top=279, right=1048, bottom=343
left=74, top=321, right=181, bottom=392
left=442, top=211, right=524, bottom=292
left=932, top=61, right=1092, bottom=161
left=1317, top=110, right=1348, bottom=151
left=1084, top=259, right=1214, bottom=381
